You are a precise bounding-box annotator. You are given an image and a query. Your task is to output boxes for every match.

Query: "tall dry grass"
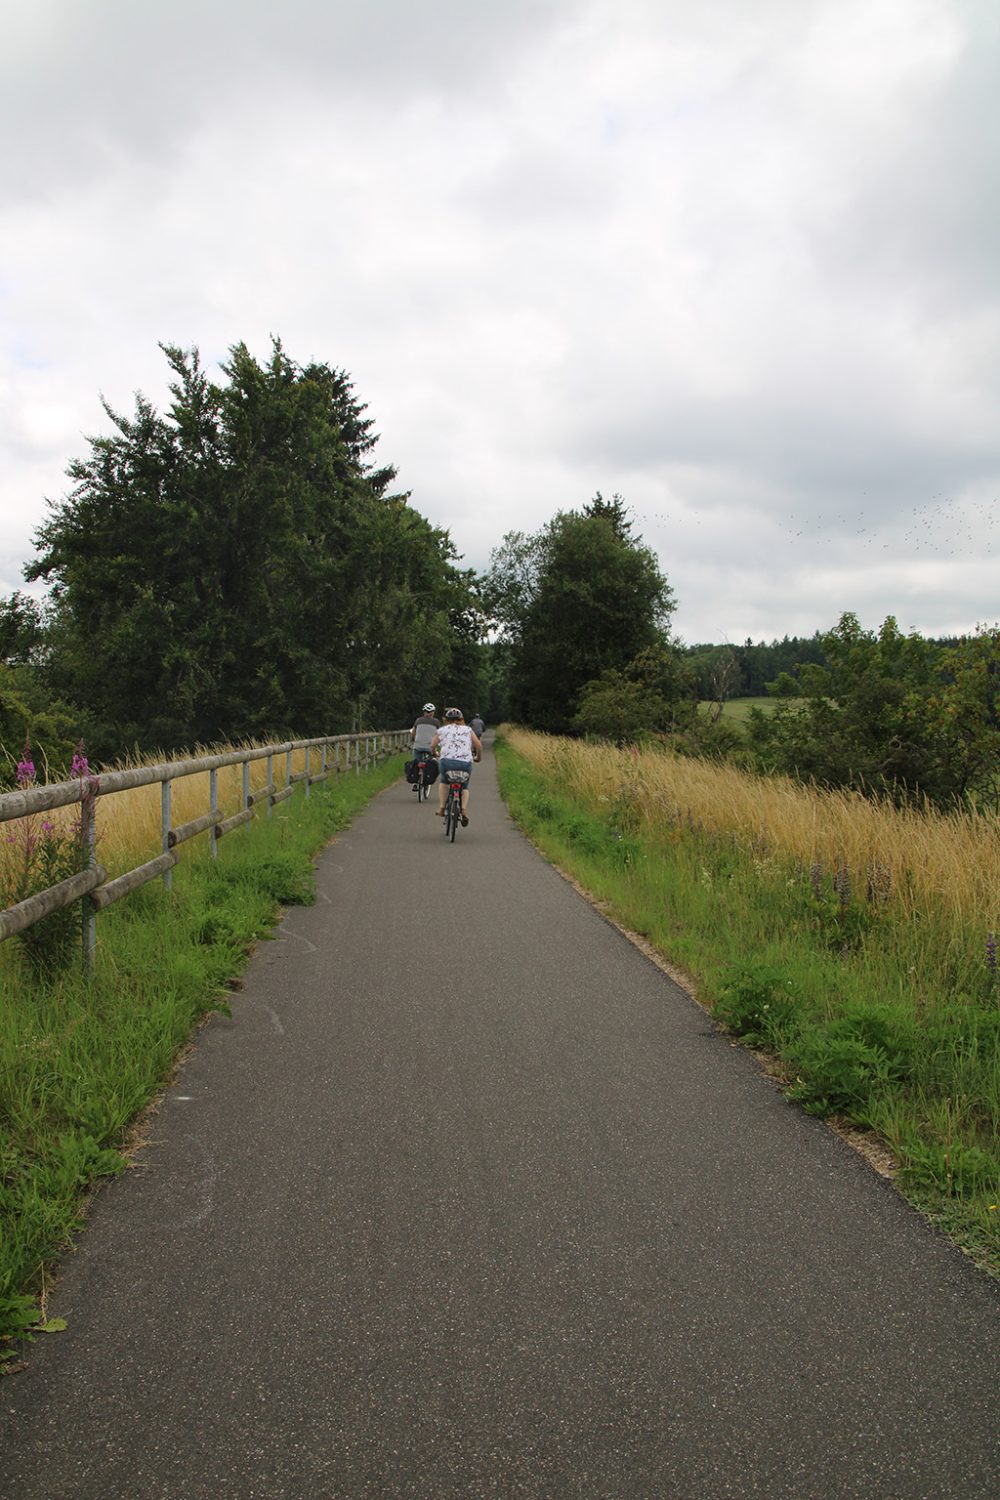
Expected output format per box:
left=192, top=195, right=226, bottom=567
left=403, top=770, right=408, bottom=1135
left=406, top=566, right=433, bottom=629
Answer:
left=505, top=728, right=1000, bottom=935
left=10, top=745, right=340, bottom=877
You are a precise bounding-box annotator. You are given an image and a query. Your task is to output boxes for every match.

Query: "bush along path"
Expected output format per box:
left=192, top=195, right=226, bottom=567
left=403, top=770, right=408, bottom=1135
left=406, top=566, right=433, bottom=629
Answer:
left=495, top=731, right=1000, bottom=1277
left=0, top=753, right=403, bottom=1367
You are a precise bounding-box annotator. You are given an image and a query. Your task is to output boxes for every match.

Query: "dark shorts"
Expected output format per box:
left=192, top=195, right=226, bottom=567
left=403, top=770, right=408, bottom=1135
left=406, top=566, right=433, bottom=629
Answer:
left=439, top=758, right=472, bottom=783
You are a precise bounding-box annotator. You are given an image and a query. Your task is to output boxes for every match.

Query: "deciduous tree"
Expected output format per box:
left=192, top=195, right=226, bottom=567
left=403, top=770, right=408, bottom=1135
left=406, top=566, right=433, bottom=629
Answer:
left=483, top=496, right=677, bottom=735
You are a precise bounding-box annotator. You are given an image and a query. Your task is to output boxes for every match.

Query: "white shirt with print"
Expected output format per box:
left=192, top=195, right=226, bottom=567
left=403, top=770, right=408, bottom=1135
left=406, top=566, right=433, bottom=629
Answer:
left=437, top=724, right=474, bottom=762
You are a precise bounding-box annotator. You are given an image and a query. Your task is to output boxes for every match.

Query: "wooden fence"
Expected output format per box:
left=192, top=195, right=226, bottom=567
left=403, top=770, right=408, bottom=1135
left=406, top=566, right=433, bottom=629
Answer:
left=0, top=729, right=409, bottom=969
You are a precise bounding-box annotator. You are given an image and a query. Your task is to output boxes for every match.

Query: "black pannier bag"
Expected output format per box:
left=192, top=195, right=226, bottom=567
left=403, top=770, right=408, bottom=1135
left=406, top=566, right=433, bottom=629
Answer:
left=406, top=757, right=439, bottom=785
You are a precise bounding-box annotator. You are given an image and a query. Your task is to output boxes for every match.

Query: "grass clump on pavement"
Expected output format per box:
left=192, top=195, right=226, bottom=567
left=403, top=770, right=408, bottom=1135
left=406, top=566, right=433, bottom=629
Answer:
left=496, top=728, right=1000, bottom=1275
left=0, top=755, right=402, bottom=1363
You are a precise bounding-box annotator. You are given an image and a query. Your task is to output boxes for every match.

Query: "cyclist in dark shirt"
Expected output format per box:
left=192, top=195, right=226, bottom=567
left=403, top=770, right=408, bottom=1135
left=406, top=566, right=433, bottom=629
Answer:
left=409, top=704, right=439, bottom=793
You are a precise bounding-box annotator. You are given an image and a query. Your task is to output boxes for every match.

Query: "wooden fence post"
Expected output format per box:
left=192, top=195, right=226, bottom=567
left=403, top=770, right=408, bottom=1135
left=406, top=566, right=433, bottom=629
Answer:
left=81, top=780, right=97, bottom=972
left=161, top=780, right=173, bottom=892
left=304, top=746, right=311, bottom=800
left=266, top=753, right=274, bottom=820
left=209, top=769, right=219, bottom=860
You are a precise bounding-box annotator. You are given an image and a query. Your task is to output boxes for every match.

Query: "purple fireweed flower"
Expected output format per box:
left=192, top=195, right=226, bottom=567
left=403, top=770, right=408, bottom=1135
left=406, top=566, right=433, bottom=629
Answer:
left=71, top=741, right=89, bottom=779
left=16, top=735, right=36, bottom=788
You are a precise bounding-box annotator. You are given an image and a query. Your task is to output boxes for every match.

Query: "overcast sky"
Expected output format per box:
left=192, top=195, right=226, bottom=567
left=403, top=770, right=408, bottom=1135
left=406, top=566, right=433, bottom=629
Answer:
left=2, top=0, right=998, bottom=646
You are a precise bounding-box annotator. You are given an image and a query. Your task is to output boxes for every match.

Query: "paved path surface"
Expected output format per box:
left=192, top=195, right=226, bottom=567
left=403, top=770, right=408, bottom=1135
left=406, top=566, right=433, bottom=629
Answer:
left=2, top=744, right=999, bottom=1499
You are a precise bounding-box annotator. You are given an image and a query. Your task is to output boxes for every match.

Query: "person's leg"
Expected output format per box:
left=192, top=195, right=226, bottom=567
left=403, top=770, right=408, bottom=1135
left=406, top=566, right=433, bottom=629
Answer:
left=437, top=759, right=454, bottom=814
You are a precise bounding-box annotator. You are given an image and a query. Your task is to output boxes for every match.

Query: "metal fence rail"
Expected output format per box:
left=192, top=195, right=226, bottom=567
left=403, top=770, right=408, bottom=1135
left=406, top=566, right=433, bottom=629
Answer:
left=0, top=729, right=408, bottom=969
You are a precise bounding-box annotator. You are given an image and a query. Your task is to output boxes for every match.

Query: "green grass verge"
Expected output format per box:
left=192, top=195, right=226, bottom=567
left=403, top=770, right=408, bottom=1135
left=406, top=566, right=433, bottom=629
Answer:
left=0, top=755, right=403, bottom=1361
left=495, top=733, right=1000, bottom=1276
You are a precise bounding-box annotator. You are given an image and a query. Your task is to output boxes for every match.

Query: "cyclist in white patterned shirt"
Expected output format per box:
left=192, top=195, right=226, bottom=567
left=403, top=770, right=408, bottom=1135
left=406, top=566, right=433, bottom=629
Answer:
left=432, top=708, right=482, bottom=826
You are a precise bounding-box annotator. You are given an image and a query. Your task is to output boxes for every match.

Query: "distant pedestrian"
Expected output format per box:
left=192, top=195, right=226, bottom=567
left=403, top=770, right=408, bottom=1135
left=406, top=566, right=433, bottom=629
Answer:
left=470, top=713, right=485, bottom=741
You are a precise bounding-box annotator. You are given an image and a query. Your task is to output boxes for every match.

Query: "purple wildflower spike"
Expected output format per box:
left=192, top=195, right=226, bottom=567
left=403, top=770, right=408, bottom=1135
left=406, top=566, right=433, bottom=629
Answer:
left=16, top=735, right=36, bottom=788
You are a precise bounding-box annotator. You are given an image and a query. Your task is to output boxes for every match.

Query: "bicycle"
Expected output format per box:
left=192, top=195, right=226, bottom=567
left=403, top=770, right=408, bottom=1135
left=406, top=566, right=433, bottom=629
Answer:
left=413, top=752, right=433, bottom=803
left=442, top=767, right=470, bottom=841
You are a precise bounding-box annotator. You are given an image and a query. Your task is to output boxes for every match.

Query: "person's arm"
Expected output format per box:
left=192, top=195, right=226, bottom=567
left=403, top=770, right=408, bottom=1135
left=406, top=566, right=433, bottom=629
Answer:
left=430, top=732, right=441, bottom=755
left=471, top=732, right=483, bottom=761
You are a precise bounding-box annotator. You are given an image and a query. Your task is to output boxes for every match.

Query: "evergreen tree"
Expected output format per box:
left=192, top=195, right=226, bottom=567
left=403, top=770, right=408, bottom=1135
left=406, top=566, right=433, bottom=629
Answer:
left=26, top=340, right=470, bottom=755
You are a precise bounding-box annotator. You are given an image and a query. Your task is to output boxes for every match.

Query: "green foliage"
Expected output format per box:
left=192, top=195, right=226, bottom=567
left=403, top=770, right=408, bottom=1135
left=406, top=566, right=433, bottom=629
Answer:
left=0, top=592, right=44, bottom=667
left=22, top=341, right=477, bottom=757
left=782, top=1004, right=914, bottom=1118
left=0, top=745, right=93, bottom=976
left=573, top=643, right=698, bottom=742
left=714, top=963, right=800, bottom=1048
left=483, top=494, right=676, bottom=735
left=572, top=673, right=664, bottom=742
left=0, top=689, right=88, bottom=790
left=786, top=1032, right=899, bottom=1117
left=925, top=627, right=1000, bottom=813
left=744, top=613, right=1000, bottom=809
left=684, top=635, right=826, bottom=699
left=794, top=861, right=875, bottom=953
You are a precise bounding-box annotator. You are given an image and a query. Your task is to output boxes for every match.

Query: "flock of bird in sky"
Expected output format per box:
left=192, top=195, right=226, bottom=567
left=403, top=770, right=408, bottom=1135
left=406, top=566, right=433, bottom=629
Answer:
left=637, top=494, right=998, bottom=558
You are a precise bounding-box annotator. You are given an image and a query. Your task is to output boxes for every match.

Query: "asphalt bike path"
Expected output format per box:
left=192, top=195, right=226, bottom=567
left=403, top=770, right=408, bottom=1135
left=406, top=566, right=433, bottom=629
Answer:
left=2, top=743, right=999, bottom=1498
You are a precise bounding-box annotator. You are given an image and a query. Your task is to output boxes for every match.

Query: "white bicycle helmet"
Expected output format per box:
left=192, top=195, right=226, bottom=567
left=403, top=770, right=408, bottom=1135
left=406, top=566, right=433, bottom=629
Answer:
left=444, top=707, right=462, bottom=720
left=422, top=702, right=436, bottom=713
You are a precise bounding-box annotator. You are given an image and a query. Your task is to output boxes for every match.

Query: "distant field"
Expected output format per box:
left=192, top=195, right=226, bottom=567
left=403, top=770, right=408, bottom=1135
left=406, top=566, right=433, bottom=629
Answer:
left=701, top=696, right=790, bottom=724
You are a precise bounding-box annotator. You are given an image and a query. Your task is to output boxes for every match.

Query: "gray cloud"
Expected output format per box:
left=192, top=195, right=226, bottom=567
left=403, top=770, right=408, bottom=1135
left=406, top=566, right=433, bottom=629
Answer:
left=1, top=0, right=998, bottom=647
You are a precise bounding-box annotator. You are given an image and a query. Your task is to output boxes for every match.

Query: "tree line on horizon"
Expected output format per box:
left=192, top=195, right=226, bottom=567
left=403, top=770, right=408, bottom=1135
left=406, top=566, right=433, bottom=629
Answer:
left=0, top=338, right=997, bottom=812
